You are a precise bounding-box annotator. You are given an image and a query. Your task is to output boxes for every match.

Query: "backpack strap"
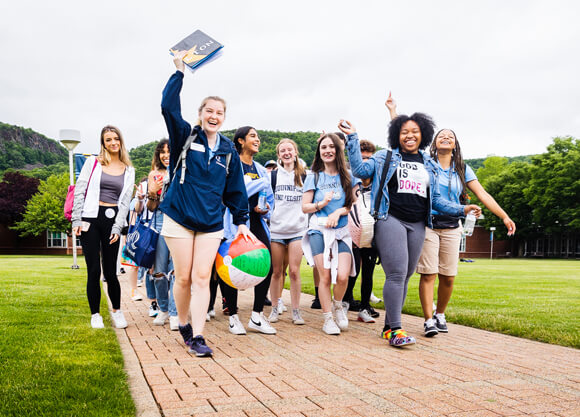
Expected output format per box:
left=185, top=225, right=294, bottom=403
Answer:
left=174, top=129, right=198, bottom=185
left=373, top=150, right=392, bottom=219
left=270, top=169, right=278, bottom=192
left=225, top=152, right=232, bottom=176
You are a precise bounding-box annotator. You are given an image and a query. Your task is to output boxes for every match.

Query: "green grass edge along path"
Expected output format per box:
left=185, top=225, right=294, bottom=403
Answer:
left=296, top=258, right=580, bottom=349
left=0, top=256, right=135, bottom=417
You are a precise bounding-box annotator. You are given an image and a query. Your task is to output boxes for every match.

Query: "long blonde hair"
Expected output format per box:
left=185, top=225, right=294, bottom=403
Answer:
left=99, top=125, right=132, bottom=167
left=276, top=138, right=305, bottom=186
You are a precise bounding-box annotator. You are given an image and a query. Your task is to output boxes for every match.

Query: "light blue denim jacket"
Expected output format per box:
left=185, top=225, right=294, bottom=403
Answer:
left=223, top=160, right=275, bottom=240
left=346, top=132, right=465, bottom=228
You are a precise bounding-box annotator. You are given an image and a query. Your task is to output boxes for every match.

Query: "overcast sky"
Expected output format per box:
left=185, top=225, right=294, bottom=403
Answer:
left=1, top=0, right=579, bottom=159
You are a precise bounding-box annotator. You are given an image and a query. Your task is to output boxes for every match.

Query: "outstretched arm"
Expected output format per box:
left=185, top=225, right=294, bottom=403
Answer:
left=385, top=91, right=398, bottom=120
left=468, top=180, right=516, bottom=235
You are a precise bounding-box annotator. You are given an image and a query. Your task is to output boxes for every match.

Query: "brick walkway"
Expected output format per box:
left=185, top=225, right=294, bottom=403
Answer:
left=116, top=276, right=580, bottom=417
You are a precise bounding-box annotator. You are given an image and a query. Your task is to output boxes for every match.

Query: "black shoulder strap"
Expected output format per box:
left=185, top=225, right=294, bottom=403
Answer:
left=270, top=169, right=278, bottom=192
left=314, top=171, right=319, bottom=189
left=373, top=150, right=392, bottom=219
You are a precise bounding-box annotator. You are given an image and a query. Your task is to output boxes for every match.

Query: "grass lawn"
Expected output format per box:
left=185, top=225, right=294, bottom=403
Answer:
left=295, top=258, right=580, bottom=348
left=0, top=256, right=135, bottom=417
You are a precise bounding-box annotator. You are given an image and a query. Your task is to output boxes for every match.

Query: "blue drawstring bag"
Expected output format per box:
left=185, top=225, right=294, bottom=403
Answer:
left=123, top=213, right=159, bottom=268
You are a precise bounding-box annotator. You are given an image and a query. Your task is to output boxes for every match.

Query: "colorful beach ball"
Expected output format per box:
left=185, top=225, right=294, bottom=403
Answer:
left=216, top=235, right=271, bottom=290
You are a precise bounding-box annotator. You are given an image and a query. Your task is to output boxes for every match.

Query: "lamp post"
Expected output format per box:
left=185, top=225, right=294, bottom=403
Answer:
left=60, top=129, right=81, bottom=269
left=489, top=227, right=496, bottom=260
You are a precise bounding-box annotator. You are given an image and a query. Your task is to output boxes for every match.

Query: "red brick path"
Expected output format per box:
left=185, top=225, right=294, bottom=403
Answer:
left=116, top=276, right=580, bottom=417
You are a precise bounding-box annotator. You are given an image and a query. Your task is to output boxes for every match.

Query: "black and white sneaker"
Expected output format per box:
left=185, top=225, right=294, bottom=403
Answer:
left=434, top=313, right=448, bottom=333
left=424, top=318, right=439, bottom=337
left=248, top=312, right=276, bottom=334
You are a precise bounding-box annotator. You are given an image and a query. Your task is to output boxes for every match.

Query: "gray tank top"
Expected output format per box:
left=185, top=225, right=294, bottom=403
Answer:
left=99, top=171, right=125, bottom=204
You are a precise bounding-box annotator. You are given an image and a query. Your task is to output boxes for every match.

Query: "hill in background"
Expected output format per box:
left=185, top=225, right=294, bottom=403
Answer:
left=0, top=122, right=535, bottom=181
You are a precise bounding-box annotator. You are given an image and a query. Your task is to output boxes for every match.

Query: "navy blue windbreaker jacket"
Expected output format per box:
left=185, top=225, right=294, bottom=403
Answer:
left=159, top=71, right=249, bottom=232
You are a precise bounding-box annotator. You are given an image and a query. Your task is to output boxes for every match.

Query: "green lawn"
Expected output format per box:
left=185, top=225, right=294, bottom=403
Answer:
left=295, top=258, right=580, bottom=348
left=0, top=256, right=135, bottom=417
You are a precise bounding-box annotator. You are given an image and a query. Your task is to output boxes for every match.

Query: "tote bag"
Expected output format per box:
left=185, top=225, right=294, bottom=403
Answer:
left=123, top=213, right=159, bottom=269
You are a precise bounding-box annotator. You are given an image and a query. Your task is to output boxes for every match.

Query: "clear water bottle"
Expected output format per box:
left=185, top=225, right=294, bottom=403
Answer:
left=258, top=189, right=268, bottom=211
left=463, top=212, right=476, bottom=236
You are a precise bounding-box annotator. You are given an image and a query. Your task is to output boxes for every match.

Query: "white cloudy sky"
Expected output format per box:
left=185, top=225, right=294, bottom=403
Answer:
left=1, top=0, right=579, bottom=159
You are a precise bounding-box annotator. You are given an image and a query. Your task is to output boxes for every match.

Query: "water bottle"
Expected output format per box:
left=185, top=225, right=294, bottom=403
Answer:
left=463, top=212, right=476, bottom=236
left=258, top=189, right=268, bottom=211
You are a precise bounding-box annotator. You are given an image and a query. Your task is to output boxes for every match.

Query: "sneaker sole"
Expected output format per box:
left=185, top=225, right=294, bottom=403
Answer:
left=248, top=324, right=276, bottom=335
left=189, top=349, right=212, bottom=357
left=293, top=320, right=305, bottom=325
left=357, top=317, right=375, bottom=323
left=424, top=329, right=438, bottom=337
left=436, top=328, right=449, bottom=333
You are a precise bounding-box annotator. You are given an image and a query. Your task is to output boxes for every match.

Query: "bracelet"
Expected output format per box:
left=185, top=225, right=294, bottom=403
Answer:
left=148, top=194, right=160, bottom=201
left=315, top=202, right=319, bottom=211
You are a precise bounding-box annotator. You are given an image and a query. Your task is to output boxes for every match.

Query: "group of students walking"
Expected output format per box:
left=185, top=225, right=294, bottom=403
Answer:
left=72, top=51, right=515, bottom=357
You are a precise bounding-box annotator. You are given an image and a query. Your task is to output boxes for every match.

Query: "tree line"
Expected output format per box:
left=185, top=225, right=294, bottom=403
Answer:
left=2, top=133, right=578, bottom=254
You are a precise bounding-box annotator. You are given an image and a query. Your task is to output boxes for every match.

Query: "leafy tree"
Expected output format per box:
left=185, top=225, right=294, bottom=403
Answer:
left=525, top=137, right=580, bottom=233
left=0, top=171, right=39, bottom=225
left=474, top=156, right=509, bottom=184
left=477, top=162, right=533, bottom=240
left=12, top=173, right=70, bottom=236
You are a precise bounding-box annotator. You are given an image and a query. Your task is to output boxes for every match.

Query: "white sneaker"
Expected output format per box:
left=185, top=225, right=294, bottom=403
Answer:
left=268, top=306, right=279, bottom=323
left=278, top=299, right=287, bottom=313
left=137, top=279, right=143, bottom=287
left=131, top=289, right=142, bottom=301
left=229, top=314, right=246, bottom=335
left=292, top=309, right=305, bottom=325
left=322, top=316, right=340, bottom=335
left=149, top=301, right=159, bottom=317
left=370, top=293, right=382, bottom=304
left=248, top=312, right=277, bottom=334
left=111, top=310, right=128, bottom=329
left=333, top=300, right=348, bottom=330
left=208, top=309, right=216, bottom=318
left=153, top=311, right=169, bottom=326
left=357, top=309, right=376, bottom=323
left=206, top=313, right=211, bottom=322
left=169, top=315, right=179, bottom=331
left=91, top=313, right=104, bottom=329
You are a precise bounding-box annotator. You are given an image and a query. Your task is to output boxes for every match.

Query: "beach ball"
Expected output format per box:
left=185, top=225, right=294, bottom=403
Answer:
left=216, top=235, right=271, bottom=290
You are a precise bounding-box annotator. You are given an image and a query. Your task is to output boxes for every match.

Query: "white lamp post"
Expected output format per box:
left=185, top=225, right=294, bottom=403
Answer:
left=490, top=227, right=496, bottom=260
left=60, top=129, right=81, bottom=269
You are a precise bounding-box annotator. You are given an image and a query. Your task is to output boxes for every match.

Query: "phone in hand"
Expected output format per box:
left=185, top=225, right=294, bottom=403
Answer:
left=340, top=121, right=351, bottom=129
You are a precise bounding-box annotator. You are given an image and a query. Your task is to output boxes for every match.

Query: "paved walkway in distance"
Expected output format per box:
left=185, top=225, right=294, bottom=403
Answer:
left=116, top=276, right=580, bottom=417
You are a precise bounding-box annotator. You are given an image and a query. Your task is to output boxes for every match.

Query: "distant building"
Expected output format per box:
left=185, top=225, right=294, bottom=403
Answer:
left=0, top=224, right=82, bottom=255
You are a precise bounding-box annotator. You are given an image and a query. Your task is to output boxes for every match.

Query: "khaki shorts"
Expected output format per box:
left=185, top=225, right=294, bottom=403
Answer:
left=161, top=214, right=224, bottom=240
left=416, top=225, right=463, bottom=276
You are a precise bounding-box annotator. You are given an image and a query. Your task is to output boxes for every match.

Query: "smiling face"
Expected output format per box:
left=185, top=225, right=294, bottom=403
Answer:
left=319, top=137, right=336, bottom=164
left=199, top=99, right=225, bottom=135
left=277, top=141, right=297, bottom=167
left=399, top=120, right=422, bottom=154
left=240, top=128, right=260, bottom=155
left=435, top=129, right=456, bottom=152
left=102, top=130, right=121, bottom=155
left=160, top=144, right=170, bottom=168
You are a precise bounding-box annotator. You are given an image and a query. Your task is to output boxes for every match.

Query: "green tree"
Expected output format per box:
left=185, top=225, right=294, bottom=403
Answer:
left=477, top=162, right=533, bottom=240
left=474, top=156, right=509, bottom=184
left=525, top=137, right=580, bottom=233
left=12, top=173, right=70, bottom=237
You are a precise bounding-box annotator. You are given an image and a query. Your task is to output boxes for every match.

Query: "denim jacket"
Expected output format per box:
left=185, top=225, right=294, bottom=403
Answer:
left=346, top=132, right=464, bottom=228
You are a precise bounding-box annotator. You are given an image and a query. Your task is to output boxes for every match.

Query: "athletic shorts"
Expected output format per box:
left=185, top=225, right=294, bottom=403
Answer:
left=416, top=225, right=463, bottom=276
left=161, top=214, right=224, bottom=240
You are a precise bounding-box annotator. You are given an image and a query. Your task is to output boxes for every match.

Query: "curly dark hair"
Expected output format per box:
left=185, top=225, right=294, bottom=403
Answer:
left=388, top=113, right=436, bottom=151
left=151, top=139, right=169, bottom=171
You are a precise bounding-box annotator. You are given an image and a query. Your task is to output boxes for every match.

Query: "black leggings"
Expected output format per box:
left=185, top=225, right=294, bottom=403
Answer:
left=359, top=247, right=378, bottom=310
left=219, top=220, right=272, bottom=315
left=80, top=206, right=121, bottom=314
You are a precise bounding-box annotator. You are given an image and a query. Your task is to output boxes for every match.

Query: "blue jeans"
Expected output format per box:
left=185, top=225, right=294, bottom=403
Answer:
left=143, top=267, right=156, bottom=300
left=150, top=211, right=171, bottom=312
left=168, top=274, right=177, bottom=317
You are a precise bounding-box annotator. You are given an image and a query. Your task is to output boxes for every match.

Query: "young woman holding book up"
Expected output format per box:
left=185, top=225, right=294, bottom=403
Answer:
left=340, top=116, right=481, bottom=347
left=159, top=50, right=251, bottom=357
